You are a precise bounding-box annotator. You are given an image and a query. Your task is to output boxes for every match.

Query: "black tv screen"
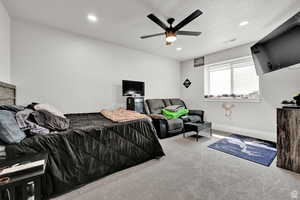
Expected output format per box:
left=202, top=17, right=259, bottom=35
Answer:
left=122, top=80, right=145, bottom=96
left=251, top=11, right=300, bottom=74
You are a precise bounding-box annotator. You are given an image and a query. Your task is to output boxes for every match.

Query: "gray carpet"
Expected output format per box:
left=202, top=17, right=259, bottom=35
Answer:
left=53, top=132, right=300, bottom=200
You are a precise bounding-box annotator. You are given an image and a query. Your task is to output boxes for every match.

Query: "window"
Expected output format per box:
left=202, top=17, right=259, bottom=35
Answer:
left=204, top=57, right=260, bottom=101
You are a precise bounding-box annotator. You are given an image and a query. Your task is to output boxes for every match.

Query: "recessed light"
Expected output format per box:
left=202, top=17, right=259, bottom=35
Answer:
left=239, top=21, right=249, bottom=26
left=87, top=14, right=98, bottom=23
left=176, top=47, right=182, bottom=51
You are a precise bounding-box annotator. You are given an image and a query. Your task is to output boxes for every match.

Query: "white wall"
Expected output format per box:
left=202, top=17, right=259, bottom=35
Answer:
left=181, top=43, right=300, bottom=142
left=0, top=1, right=10, bottom=83
left=11, top=20, right=181, bottom=113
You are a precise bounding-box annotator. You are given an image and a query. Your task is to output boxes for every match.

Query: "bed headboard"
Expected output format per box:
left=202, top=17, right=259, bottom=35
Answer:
left=0, top=81, right=16, bottom=105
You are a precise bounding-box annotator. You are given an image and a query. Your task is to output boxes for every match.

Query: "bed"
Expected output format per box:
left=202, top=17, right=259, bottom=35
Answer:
left=0, top=82, right=165, bottom=199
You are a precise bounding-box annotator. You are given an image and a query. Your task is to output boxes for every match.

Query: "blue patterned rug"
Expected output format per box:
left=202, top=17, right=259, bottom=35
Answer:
left=208, top=134, right=277, bottom=166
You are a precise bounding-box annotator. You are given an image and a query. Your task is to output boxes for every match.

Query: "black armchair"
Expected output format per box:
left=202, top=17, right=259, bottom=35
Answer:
left=145, top=98, right=204, bottom=139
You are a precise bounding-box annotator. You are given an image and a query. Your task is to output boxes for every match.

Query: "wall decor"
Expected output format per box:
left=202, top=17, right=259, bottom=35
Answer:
left=194, top=56, right=205, bottom=67
left=183, top=79, right=192, bottom=88
left=222, top=102, right=235, bottom=118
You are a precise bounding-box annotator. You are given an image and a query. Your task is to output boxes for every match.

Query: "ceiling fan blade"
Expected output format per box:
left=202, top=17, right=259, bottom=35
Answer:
left=147, top=14, right=168, bottom=30
left=177, top=31, right=202, bottom=36
left=173, top=10, right=203, bottom=32
left=140, top=33, right=165, bottom=39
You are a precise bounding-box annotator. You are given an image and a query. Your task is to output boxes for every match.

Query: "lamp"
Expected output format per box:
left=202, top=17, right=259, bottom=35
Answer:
left=165, top=32, right=177, bottom=43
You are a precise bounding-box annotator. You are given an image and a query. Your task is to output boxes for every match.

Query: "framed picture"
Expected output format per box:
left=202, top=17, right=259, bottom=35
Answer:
left=183, top=79, right=191, bottom=88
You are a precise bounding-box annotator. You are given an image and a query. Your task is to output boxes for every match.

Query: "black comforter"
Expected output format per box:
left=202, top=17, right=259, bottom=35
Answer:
left=6, top=113, right=165, bottom=198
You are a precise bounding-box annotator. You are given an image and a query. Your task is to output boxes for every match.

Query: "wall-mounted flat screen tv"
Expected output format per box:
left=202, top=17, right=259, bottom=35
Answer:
left=122, top=80, right=145, bottom=96
left=251, top=11, right=300, bottom=74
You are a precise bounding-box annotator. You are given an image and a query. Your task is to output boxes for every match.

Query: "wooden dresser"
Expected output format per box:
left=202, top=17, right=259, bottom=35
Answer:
left=277, top=108, right=300, bottom=173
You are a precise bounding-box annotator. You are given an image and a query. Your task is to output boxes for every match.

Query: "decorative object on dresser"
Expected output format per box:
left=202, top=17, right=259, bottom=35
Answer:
left=0, top=153, right=47, bottom=200
left=294, top=93, right=300, bottom=106
left=281, top=93, right=300, bottom=107
left=277, top=107, right=300, bottom=173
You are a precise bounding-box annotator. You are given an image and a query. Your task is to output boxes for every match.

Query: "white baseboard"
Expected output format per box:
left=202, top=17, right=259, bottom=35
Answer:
left=212, top=123, right=276, bottom=142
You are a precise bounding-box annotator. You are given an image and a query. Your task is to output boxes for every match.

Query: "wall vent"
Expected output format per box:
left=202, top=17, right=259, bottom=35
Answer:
left=194, top=57, right=205, bottom=67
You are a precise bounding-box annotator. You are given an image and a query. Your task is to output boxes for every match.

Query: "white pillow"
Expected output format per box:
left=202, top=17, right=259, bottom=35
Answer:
left=34, top=104, right=66, bottom=118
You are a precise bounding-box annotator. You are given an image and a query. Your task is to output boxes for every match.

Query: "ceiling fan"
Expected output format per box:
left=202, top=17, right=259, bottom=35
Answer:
left=141, top=9, right=203, bottom=45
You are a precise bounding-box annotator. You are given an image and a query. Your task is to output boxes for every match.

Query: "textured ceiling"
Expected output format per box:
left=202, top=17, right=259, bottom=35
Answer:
left=2, top=0, right=300, bottom=61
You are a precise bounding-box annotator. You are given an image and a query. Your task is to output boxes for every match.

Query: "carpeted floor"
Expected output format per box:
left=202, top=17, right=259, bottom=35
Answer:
left=53, top=132, right=300, bottom=200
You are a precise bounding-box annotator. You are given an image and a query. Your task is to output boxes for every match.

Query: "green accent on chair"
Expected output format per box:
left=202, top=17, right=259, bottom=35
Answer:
left=162, top=108, right=189, bottom=119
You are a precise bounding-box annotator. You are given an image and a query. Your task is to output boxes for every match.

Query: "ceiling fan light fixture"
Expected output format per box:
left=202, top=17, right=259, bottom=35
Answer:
left=165, top=32, right=177, bottom=43
left=141, top=10, right=203, bottom=44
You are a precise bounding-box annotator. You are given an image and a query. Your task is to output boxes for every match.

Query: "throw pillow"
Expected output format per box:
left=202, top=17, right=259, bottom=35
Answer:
left=0, top=110, right=26, bottom=144
left=32, top=110, right=70, bottom=131
left=34, top=104, right=66, bottom=118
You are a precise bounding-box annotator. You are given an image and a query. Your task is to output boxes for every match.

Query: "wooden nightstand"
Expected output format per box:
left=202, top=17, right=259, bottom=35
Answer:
left=0, top=153, right=47, bottom=200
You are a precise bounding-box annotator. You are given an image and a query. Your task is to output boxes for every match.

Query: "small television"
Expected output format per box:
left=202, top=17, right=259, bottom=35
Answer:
left=122, top=80, right=145, bottom=96
left=251, top=11, right=300, bottom=75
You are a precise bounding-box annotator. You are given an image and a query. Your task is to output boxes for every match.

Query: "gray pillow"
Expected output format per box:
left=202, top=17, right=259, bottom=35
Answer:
left=32, top=110, right=70, bottom=131
left=0, top=110, right=26, bottom=144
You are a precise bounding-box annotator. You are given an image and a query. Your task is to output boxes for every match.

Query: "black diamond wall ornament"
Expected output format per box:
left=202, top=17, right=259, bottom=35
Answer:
left=183, top=79, right=191, bottom=88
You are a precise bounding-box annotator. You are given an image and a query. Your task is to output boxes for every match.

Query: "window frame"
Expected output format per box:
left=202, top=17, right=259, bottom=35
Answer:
left=204, top=56, right=261, bottom=103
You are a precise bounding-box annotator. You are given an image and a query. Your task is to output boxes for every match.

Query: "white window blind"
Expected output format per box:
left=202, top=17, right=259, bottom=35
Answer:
left=204, top=57, right=260, bottom=101
left=209, top=65, right=231, bottom=96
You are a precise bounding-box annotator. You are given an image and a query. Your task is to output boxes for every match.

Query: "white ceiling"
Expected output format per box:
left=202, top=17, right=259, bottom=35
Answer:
left=2, top=0, right=300, bottom=61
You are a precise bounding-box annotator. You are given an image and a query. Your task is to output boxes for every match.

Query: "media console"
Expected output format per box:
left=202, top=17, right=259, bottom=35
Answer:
left=126, top=97, right=145, bottom=114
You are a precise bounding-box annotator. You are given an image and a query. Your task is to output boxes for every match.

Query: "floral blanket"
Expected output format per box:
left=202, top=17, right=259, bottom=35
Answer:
left=100, top=108, right=151, bottom=122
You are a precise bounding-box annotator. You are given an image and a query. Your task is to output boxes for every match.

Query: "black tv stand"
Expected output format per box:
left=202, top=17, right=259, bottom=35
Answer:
left=126, top=97, right=145, bottom=114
